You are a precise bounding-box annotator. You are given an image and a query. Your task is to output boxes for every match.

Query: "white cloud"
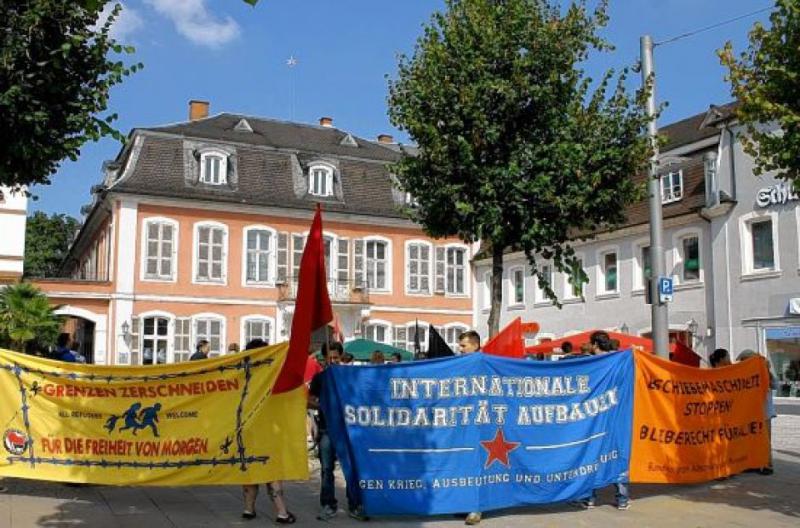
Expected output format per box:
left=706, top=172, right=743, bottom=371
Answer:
left=95, top=2, right=144, bottom=41
left=145, top=0, right=240, bottom=48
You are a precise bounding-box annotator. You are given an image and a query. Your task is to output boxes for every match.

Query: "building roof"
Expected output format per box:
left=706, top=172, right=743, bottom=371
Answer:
left=109, top=114, right=408, bottom=219
left=661, top=101, right=737, bottom=151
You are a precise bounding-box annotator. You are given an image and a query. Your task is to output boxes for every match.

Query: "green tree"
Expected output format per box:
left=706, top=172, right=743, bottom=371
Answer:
left=0, top=1, right=141, bottom=190
left=719, top=0, right=800, bottom=189
left=0, top=283, right=62, bottom=352
left=388, top=0, right=652, bottom=336
left=24, top=212, right=82, bottom=279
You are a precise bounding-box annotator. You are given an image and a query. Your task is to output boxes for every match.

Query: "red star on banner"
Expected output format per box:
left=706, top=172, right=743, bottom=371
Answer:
left=480, top=428, right=521, bottom=469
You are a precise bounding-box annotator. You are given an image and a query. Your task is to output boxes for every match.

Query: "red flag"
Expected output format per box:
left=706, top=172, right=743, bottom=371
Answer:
left=482, top=317, right=525, bottom=358
left=273, top=206, right=333, bottom=393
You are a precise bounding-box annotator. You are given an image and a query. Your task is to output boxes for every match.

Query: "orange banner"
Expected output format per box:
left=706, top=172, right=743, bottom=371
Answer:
left=630, top=350, right=769, bottom=483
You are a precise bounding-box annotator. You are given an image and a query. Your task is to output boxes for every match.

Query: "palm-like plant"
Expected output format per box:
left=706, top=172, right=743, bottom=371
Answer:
left=0, top=283, right=61, bottom=352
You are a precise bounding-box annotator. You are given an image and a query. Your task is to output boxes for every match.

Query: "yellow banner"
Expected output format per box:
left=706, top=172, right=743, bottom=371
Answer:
left=0, top=344, right=308, bottom=485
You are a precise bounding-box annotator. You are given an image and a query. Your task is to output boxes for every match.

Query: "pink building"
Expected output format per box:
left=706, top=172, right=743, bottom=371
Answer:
left=35, top=102, right=473, bottom=365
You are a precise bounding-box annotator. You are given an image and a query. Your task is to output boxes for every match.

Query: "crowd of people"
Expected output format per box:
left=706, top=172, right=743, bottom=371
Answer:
left=22, top=329, right=776, bottom=525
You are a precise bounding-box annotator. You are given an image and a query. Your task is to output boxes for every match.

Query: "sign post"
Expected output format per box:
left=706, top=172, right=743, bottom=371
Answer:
left=658, top=276, right=673, bottom=304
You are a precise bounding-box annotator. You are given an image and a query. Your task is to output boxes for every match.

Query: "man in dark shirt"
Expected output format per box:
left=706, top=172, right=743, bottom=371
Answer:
left=54, top=333, right=77, bottom=363
left=308, top=342, right=367, bottom=521
left=189, top=340, right=210, bottom=361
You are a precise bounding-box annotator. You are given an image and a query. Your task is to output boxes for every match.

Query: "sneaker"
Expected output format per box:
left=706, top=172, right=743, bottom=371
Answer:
left=758, top=467, right=774, bottom=476
left=465, top=512, right=482, bottom=525
left=582, top=500, right=596, bottom=510
left=316, top=505, right=337, bottom=520
left=617, top=502, right=630, bottom=511
left=241, top=511, right=256, bottom=520
left=348, top=506, right=369, bottom=521
left=0, top=486, right=7, bottom=493
left=276, top=512, right=296, bottom=524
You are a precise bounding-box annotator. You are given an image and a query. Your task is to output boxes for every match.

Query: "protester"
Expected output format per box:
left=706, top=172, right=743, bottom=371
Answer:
left=70, top=340, right=87, bottom=363
left=309, top=342, right=367, bottom=521
left=389, top=352, right=403, bottom=364
left=228, top=342, right=241, bottom=354
left=609, top=338, right=621, bottom=352
left=710, top=348, right=732, bottom=368
left=370, top=350, right=385, bottom=365
left=582, top=330, right=630, bottom=510
left=738, top=349, right=776, bottom=475
left=341, top=352, right=355, bottom=364
left=561, top=341, right=574, bottom=355
left=54, top=333, right=77, bottom=362
left=580, top=343, right=593, bottom=356
left=240, top=338, right=296, bottom=524
left=457, top=330, right=483, bottom=525
left=189, top=340, right=210, bottom=361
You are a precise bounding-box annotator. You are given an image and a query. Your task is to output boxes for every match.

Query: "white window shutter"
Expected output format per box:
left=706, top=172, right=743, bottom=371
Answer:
left=354, top=239, right=365, bottom=287
left=393, top=326, right=407, bottom=350
left=337, top=238, right=349, bottom=284
left=435, top=246, right=446, bottom=293
left=277, top=232, right=288, bottom=282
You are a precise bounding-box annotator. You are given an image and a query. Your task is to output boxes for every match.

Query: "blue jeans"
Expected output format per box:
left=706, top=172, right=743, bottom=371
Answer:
left=589, top=481, right=629, bottom=506
left=318, top=430, right=359, bottom=510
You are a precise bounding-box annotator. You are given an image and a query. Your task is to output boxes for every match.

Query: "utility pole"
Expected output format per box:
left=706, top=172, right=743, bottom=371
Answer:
left=640, top=35, right=669, bottom=358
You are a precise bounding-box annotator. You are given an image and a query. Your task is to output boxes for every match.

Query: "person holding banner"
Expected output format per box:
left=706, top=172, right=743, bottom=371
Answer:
left=738, top=349, right=776, bottom=476
left=309, top=342, right=367, bottom=522
left=583, top=331, right=630, bottom=510
left=240, top=339, right=296, bottom=524
left=457, top=330, right=484, bottom=526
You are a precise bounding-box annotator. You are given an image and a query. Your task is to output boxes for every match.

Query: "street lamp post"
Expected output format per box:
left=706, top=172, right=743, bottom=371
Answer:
left=641, top=35, right=670, bottom=358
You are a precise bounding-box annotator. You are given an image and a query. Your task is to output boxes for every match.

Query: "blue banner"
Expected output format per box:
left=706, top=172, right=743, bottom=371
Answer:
left=322, top=351, right=633, bottom=515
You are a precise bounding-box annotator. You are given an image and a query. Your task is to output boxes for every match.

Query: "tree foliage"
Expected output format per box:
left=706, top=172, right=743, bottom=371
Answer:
left=387, top=0, right=652, bottom=336
left=24, top=212, right=81, bottom=279
left=0, top=1, right=141, bottom=190
left=0, top=282, right=62, bottom=352
left=719, top=0, right=800, bottom=189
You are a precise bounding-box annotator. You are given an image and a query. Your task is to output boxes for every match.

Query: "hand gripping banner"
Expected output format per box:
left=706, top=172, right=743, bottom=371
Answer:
left=322, top=351, right=634, bottom=515
left=0, top=343, right=308, bottom=485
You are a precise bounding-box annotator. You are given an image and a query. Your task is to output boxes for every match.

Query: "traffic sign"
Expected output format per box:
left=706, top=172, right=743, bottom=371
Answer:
left=658, top=276, right=673, bottom=303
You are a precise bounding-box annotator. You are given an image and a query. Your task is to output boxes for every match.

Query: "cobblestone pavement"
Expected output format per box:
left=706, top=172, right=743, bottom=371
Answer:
left=1, top=405, right=799, bottom=527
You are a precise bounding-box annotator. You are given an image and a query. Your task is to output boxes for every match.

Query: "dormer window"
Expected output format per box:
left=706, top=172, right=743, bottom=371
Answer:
left=309, top=164, right=334, bottom=197
left=661, top=170, right=683, bottom=204
left=200, top=151, right=227, bottom=185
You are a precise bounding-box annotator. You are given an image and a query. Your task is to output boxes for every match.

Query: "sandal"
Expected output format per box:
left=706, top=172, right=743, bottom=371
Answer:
left=241, top=511, right=256, bottom=520
left=276, top=512, right=296, bottom=524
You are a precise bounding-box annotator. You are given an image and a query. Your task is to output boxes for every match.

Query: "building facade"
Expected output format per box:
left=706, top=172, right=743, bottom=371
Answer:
left=474, top=104, right=800, bottom=391
left=35, top=102, right=473, bottom=365
left=0, top=187, right=27, bottom=284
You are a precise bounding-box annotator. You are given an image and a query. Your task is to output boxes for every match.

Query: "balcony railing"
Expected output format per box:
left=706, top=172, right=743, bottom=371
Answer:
left=277, top=277, right=370, bottom=304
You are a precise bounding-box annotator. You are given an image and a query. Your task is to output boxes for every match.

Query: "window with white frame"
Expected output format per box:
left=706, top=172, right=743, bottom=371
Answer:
left=481, top=271, right=491, bottom=311
left=446, top=325, right=469, bottom=352
left=407, top=242, right=431, bottom=294
left=309, top=165, right=334, bottom=197
left=446, top=246, right=466, bottom=295
left=678, top=234, right=701, bottom=282
left=364, top=322, right=391, bottom=344
left=195, top=223, right=227, bottom=282
left=509, top=266, right=525, bottom=305
left=534, top=264, right=554, bottom=304
left=143, top=219, right=176, bottom=280
left=243, top=318, right=272, bottom=346
left=751, top=219, right=776, bottom=271
left=141, top=316, right=169, bottom=365
left=200, top=152, right=227, bottom=185
left=634, top=244, right=652, bottom=290
left=194, top=316, right=224, bottom=357
left=598, top=250, right=619, bottom=294
left=366, top=239, right=388, bottom=290
left=564, top=258, right=585, bottom=299
left=244, top=228, right=273, bottom=284
left=661, top=170, right=683, bottom=204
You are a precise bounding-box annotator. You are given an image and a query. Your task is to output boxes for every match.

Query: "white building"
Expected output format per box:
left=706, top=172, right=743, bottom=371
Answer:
left=0, top=187, right=27, bottom=284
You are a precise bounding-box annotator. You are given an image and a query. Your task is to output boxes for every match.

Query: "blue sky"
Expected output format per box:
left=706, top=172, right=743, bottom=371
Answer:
left=31, top=0, right=773, bottom=217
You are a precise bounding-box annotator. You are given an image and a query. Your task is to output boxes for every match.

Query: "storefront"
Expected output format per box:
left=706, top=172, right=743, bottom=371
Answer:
left=765, top=327, right=800, bottom=397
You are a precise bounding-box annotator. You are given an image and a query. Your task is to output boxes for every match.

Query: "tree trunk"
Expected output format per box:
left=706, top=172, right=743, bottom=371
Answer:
left=486, top=244, right=504, bottom=339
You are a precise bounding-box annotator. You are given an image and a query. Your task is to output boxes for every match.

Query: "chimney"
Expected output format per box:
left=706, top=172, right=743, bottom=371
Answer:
left=377, top=134, right=394, bottom=144
left=189, top=100, right=210, bottom=121
left=319, top=116, right=333, bottom=128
